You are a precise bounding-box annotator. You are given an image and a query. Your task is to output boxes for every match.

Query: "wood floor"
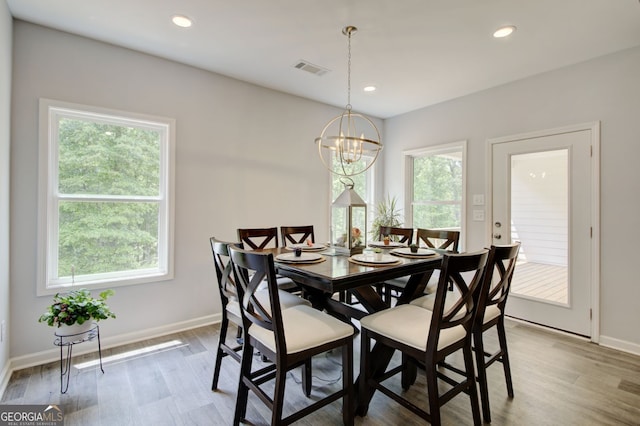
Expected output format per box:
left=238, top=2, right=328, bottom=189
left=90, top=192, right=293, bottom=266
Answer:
left=2, top=319, right=640, bottom=425
left=511, top=261, right=568, bottom=304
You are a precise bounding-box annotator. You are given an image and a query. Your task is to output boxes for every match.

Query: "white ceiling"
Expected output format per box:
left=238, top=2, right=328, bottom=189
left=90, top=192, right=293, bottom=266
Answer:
left=7, top=0, right=640, bottom=118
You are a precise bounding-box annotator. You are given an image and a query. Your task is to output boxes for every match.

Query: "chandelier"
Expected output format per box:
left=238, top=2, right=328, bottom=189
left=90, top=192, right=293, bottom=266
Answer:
left=315, top=26, right=382, bottom=177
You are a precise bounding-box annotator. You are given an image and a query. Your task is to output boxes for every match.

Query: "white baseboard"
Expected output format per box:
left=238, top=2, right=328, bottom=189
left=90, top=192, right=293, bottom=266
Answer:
left=505, top=316, right=594, bottom=344
left=0, top=313, right=222, bottom=398
left=508, top=317, right=640, bottom=357
left=599, top=335, right=640, bottom=357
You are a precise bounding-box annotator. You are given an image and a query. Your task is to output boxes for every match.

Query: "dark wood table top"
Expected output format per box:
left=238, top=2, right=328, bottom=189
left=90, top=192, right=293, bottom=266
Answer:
left=264, top=247, right=442, bottom=294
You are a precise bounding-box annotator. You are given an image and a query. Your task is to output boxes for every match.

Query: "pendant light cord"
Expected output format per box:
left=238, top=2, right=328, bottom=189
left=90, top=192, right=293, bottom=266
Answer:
left=346, top=28, right=352, bottom=111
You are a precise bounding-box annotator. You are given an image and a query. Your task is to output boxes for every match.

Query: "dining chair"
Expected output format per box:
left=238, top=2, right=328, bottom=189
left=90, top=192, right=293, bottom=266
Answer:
left=209, top=237, right=312, bottom=394
left=408, top=243, right=520, bottom=423
left=472, top=242, right=520, bottom=422
left=417, top=228, right=461, bottom=293
left=209, top=237, right=243, bottom=391
left=237, top=227, right=299, bottom=293
left=378, top=226, right=414, bottom=244
left=281, top=225, right=353, bottom=307
left=228, top=246, right=355, bottom=426
left=359, top=250, right=489, bottom=426
left=416, top=228, right=461, bottom=252
left=237, top=227, right=280, bottom=250
left=280, top=225, right=315, bottom=247
left=374, top=226, right=414, bottom=305
left=385, top=228, right=461, bottom=303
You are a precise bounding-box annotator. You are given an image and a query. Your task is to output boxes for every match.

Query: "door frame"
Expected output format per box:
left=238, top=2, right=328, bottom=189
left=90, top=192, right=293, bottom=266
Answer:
left=486, top=122, right=600, bottom=342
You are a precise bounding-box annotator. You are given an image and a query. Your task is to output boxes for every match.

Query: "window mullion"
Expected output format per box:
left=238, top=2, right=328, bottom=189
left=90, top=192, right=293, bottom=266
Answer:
left=57, top=194, right=162, bottom=202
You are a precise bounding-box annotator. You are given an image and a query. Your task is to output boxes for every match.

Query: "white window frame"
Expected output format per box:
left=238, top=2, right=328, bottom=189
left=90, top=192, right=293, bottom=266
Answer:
left=403, top=141, right=467, bottom=250
left=37, top=99, right=175, bottom=295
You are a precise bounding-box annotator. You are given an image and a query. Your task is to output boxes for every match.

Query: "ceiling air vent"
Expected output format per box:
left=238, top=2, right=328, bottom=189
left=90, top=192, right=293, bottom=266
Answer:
left=293, top=60, right=329, bottom=76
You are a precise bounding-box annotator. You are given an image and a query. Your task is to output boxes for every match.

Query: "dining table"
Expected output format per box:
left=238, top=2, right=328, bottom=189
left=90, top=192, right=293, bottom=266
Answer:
left=260, top=244, right=444, bottom=415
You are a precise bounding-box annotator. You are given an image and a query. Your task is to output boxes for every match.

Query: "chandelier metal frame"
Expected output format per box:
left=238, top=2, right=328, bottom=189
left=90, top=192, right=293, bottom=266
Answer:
left=315, top=26, right=382, bottom=177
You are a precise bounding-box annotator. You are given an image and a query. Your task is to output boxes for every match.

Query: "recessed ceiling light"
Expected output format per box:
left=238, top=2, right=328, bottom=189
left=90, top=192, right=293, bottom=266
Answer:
left=363, top=86, right=377, bottom=92
left=493, top=25, right=516, bottom=38
left=172, top=15, right=193, bottom=28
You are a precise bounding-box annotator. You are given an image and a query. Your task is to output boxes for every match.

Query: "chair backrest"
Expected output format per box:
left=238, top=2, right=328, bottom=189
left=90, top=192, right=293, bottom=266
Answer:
left=379, top=226, right=414, bottom=244
left=427, top=250, right=489, bottom=352
left=416, top=228, right=460, bottom=252
left=475, top=243, right=521, bottom=325
left=280, top=225, right=315, bottom=246
left=228, top=245, right=287, bottom=352
left=209, top=237, right=243, bottom=308
left=237, top=227, right=279, bottom=250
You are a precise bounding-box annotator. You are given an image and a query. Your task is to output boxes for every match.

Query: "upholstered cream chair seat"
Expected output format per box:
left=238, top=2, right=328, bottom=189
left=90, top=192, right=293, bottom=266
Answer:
left=360, top=304, right=466, bottom=352
left=249, top=304, right=353, bottom=354
left=226, top=288, right=310, bottom=319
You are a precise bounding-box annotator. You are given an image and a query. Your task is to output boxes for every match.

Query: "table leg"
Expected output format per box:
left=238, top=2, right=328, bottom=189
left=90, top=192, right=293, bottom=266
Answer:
left=303, top=286, right=329, bottom=310
left=349, top=285, right=388, bottom=313
left=401, top=353, right=418, bottom=390
left=395, top=270, right=434, bottom=305
left=355, top=339, right=397, bottom=415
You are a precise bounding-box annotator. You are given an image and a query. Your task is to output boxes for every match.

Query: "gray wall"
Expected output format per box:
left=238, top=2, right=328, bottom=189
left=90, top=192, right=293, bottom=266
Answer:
left=384, top=46, right=640, bottom=349
left=0, top=1, right=12, bottom=381
left=9, top=21, right=367, bottom=361
left=6, top=18, right=640, bottom=369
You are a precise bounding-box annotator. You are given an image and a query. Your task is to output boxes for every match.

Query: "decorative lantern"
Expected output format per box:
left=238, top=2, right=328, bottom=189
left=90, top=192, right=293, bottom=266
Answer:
left=331, top=182, right=367, bottom=256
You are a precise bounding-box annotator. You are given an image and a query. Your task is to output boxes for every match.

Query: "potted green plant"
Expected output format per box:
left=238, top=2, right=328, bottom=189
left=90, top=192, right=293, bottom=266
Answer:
left=372, top=247, right=383, bottom=260
left=39, top=288, right=116, bottom=336
left=371, top=195, right=403, bottom=241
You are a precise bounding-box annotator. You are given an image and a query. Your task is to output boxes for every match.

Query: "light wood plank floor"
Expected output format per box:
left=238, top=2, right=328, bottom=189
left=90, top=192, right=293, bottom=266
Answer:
left=2, top=320, right=640, bottom=425
left=511, top=262, right=568, bottom=304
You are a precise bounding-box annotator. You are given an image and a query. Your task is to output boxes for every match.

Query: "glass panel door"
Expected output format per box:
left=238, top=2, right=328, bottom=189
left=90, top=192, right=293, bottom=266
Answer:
left=510, top=150, right=568, bottom=304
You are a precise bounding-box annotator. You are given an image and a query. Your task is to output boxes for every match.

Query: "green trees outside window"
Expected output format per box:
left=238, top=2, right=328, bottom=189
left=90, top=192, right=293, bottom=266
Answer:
left=411, top=151, right=462, bottom=230
left=57, top=119, right=162, bottom=279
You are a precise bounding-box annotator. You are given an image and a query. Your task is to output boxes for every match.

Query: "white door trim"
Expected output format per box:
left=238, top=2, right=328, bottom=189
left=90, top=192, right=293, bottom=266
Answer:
left=486, top=122, right=600, bottom=342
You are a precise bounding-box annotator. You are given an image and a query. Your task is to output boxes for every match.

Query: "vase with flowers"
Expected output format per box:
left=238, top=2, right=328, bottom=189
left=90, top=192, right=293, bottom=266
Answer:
left=351, top=227, right=363, bottom=247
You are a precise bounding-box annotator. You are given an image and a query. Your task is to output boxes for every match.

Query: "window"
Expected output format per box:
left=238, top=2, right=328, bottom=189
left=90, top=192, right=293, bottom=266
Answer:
left=38, top=99, right=175, bottom=294
left=405, top=141, right=466, bottom=240
left=330, top=156, right=375, bottom=244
